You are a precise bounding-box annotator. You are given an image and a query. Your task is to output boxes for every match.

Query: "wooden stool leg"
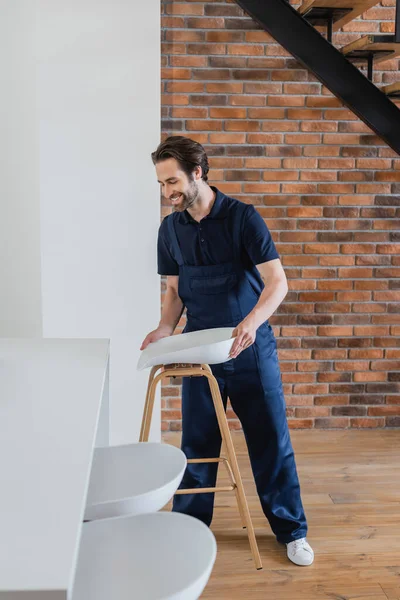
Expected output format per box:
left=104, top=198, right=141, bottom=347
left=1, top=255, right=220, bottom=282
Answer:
left=221, top=458, right=247, bottom=530
left=203, top=365, right=263, bottom=570
left=139, top=366, right=159, bottom=443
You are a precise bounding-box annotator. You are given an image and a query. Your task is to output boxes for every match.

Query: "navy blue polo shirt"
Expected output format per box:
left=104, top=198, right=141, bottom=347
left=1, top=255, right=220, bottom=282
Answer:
left=157, top=186, right=279, bottom=276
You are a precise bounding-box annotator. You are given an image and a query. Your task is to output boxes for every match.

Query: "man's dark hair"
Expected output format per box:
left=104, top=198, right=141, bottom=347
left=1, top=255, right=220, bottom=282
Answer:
left=151, top=136, right=209, bottom=182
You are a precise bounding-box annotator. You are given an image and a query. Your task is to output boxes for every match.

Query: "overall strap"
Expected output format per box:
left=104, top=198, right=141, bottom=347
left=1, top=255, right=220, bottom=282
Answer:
left=231, top=202, right=248, bottom=264
left=166, top=213, right=184, bottom=267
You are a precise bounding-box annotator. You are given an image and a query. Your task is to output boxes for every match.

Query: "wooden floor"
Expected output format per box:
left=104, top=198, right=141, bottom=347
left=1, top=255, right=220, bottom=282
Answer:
left=163, top=430, right=400, bottom=600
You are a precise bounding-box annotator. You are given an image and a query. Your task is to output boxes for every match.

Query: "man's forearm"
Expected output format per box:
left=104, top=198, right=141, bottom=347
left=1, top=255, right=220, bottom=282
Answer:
left=159, top=286, right=184, bottom=333
left=247, top=278, right=288, bottom=329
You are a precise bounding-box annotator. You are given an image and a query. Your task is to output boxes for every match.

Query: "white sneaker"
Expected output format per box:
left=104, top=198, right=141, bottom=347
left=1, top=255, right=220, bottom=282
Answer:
left=286, top=538, right=314, bottom=566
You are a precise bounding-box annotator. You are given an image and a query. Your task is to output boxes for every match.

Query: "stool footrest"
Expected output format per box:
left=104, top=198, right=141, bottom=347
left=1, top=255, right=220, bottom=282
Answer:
left=175, top=485, right=235, bottom=494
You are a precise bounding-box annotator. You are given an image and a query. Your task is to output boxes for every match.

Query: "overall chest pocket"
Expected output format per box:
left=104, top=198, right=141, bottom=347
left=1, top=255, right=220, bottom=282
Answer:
left=189, top=272, right=238, bottom=295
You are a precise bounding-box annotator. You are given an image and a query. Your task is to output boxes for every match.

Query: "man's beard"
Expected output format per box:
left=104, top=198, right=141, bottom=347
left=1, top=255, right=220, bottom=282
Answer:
left=173, top=182, right=199, bottom=212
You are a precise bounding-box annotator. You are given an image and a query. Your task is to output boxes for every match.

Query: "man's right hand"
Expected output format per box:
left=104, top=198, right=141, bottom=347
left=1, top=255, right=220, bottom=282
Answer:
left=140, top=325, right=174, bottom=350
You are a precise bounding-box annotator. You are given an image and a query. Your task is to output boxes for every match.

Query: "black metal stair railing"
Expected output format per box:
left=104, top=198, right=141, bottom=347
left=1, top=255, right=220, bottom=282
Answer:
left=234, top=0, right=400, bottom=156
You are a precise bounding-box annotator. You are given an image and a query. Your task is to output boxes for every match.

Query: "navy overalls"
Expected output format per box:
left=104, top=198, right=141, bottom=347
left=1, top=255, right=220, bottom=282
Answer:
left=162, top=190, right=307, bottom=544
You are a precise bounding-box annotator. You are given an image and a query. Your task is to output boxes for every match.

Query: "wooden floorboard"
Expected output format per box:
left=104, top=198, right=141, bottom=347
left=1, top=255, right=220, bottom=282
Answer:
left=163, top=430, right=400, bottom=599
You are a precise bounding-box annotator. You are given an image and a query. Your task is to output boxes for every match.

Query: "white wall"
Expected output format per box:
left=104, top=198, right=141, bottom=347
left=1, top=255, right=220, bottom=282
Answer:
left=0, top=2, right=43, bottom=337
left=0, top=0, right=161, bottom=443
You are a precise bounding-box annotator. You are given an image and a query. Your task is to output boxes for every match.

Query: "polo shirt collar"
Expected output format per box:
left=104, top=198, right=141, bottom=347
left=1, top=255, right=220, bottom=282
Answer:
left=178, top=186, right=228, bottom=224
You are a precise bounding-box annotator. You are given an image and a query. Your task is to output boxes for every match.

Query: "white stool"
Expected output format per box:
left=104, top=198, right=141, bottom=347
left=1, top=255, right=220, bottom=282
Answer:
left=137, top=329, right=262, bottom=570
left=84, top=443, right=187, bottom=521
left=72, top=512, right=217, bottom=600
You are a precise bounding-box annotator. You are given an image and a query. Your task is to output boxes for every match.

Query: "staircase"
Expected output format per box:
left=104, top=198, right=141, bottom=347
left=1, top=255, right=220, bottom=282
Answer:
left=234, top=0, right=400, bottom=156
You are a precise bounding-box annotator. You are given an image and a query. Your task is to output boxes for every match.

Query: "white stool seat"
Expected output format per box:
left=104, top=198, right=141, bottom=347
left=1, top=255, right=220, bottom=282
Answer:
left=72, top=512, right=217, bottom=600
left=137, top=327, right=235, bottom=370
left=84, top=443, right=187, bottom=521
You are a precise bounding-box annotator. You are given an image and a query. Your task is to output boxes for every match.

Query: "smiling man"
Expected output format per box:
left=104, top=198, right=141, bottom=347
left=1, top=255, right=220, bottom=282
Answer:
left=141, top=135, right=314, bottom=566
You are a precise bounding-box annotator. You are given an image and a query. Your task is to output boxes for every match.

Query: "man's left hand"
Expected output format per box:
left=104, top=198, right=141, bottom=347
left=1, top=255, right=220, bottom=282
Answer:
left=229, top=317, right=258, bottom=359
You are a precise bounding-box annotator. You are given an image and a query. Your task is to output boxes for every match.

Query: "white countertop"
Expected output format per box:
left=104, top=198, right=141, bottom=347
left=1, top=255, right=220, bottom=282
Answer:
left=0, top=338, right=110, bottom=599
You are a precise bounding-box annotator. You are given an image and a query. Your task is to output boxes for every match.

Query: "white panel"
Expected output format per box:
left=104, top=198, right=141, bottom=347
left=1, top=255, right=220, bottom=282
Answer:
left=37, top=0, right=161, bottom=442
left=0, top=338, right=109, bottom=598
left=0, top=1, right=43, bottom=336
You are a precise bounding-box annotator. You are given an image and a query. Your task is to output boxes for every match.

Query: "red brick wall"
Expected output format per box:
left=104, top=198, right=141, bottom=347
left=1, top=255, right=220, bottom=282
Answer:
left=160, top=0, right=400, bottom=431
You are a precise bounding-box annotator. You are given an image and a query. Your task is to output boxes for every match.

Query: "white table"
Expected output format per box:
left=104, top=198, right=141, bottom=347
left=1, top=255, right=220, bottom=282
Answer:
left=0, top=338, right=110, bottom=599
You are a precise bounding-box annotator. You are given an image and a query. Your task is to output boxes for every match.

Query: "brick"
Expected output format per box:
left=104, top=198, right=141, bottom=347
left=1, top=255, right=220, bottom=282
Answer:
left=350, top=418, right=385, bottom=428
left=209, top=107, right=246, bottom=119
left=206, top=82, right=243, bottom=93
left=315, top=303, right=351, bottom=314
left=166, top=3, right=204, bottom=15
left=228, top=44, right=265, bottom=56
left=193, top=69, right=230, bottom=80
left=206, top=31, right=244, bottom=43
left=298, top=292, right=335, bottom=303
left=287, top=109, right=322, bottom=120
left=332, top=406, right=366, bottom=416
left=166, top=82, right=204, bottom=93
left=354, top=326, right=390, bottom=336
left=209, top=133, right=245, bottom=144
left=301, top=170, right=337, bottom=182
left=244, top=158, right=282, bottom=169
left=318, top=326, right=353, bottom=337
left=319, top=257, right=354, bottom=266
left=161, top=68, right=191, bottom=80
left=304, top=244, right=339, bottom=254
left=263, top=171, right=298, bottom=181
left=190, top=94, right=227, bottom=106
left=281, top=326, right=317, bottom=337
left=282, top=183, right=318, bottom=194
left=226, top=120, right=261, bottom=131
left=317, top=281, right=352, bottom=291
left=204, top=4, right=243, bottom=17
left=225, top=170, right=261, bottom=182
left=266, top=146, right=302, bottom=157
left=247, top=133, right=284, bottom=144
left=350, top=394, right=385, bottom=405
left=318, top=372, right=351, bottom=382
left=225, top=145, right=264, bottom=156
left=295, top=407, right=330, bottom=418
left=186, top=119, right=222, bottom=131
left=334, top=360, right=370, bottom=371
left=288, top=419, right=314, bottom=429
left=330, top=384, right=365, bottom=394
left=298, top=315, right=333, bottom=325
left=377, top=244, right=400, bottom=254
left=338, top=268, right=373, bottom=279
left=315, top=417, right=350, bottom=428
left=315, top=395, right=349, bottom=406
left=340, top=244, right=376, bottom=255
left=166, top=31, right=205, bottom=42
left=374, top=291, right=400, bottom=302
left=230, top=95, right=266, bottom=106
left=269, top=96, right=305, bottom=107
left=304, top=146, right=341, bottom=157
left=282, top=373, right=315, bottom=383
left=285, top=134, right=321, bottom=145
left=307, top=97, right=342, bottom=108
left=334, top=315, right=370, bottom=325
left=281, top=232, right=317, bottom=243
left=209, top=57, right=246, bottom=68
left=161, top=16, right=185, bottom=28
left=354, top=372, right=387, bottom=382
left=368, top=406, right=400, bottom=416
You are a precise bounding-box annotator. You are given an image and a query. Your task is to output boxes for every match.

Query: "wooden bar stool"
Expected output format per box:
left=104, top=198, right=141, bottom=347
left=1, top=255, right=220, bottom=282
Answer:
left=140, top=363, right=262, bottom=570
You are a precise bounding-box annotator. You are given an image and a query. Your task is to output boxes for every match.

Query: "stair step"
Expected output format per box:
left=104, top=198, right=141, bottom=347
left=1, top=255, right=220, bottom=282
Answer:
left=382, top=81, right=400, bottom=97
left=341, top=35, right=400, bottom=64
left=299, top=0, right=380, bottom=31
